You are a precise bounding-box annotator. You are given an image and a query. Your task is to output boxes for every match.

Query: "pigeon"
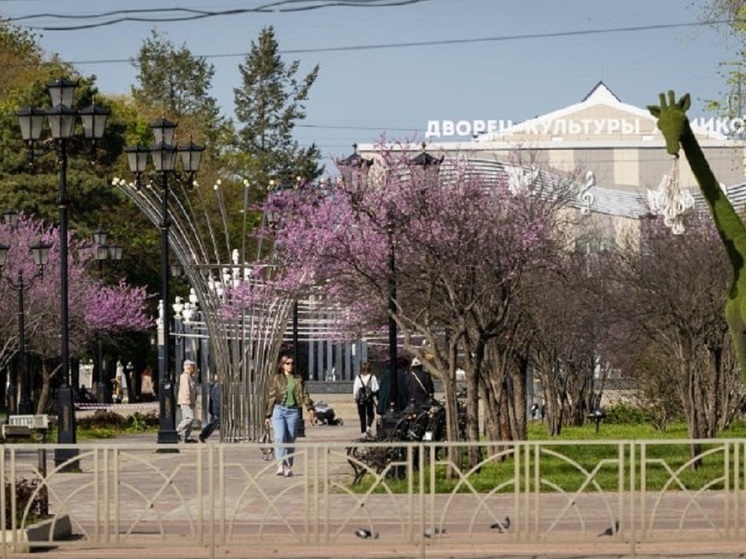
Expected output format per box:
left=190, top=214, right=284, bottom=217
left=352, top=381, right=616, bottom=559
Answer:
left=597, top=520, right=619, bottom=537
left=423, top=527, right=446, bottom=538
left=355, top=528, right=379, bottom=539
left=489, top=515, right=511, bottom=532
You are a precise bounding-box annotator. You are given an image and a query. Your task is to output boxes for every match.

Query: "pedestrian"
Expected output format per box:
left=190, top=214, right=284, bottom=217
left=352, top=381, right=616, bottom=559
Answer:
left=353, top=362, right=379, bottom=437
left=406, top=357, right=434, bottom=407
left=199, top=373, right=220, bottom=443
left=264, top=354, right=316, bottom=477
left=176, top=360, right=198, bottom=443
left=112, top=376, right=122, bottom=404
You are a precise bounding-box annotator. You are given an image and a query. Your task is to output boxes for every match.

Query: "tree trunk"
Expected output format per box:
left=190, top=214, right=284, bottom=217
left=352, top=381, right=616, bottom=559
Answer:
left=508, top=357, right=527, bottom=441
left=465, top=338, right=485, bottom=470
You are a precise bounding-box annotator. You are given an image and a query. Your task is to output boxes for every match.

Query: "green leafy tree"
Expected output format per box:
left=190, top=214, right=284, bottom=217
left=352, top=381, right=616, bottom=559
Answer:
left=131, top=29, right=228, bottom=144
left=704, top=0, right=746, bottom=28
left=233, top=26, right=323, bottom=188
left=129, top=29, right=247, bottom=267
left=0, top=21, right=160, bottom=403
left=0, top=18, right=128, bottom=236
left=0, top=20, right=46, bottom=113
left=703, top=1, right=746, bottom=117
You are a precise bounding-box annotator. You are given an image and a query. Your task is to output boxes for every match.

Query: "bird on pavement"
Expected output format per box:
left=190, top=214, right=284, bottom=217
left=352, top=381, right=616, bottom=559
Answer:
left=423, top=527, right=446, bottom=538
left=355, top=528, right=379, bottom=539
left=489, top=515, right=511, bottom=532
left=597, top=520, right=619, bottom=537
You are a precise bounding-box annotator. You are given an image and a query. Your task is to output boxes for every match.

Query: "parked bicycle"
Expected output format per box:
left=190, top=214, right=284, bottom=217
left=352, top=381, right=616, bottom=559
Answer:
left=346, top=396, right=466, bottom=485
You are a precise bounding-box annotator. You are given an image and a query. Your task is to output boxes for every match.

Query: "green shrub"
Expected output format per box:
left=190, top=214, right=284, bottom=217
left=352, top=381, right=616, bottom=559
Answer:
left=76, top=410, right=159, bottom=437
left=77, top=410, right=129, bottom=430
left=603, top=402, right=650, bottom=425
left=128, top=412, right=158, bottom=431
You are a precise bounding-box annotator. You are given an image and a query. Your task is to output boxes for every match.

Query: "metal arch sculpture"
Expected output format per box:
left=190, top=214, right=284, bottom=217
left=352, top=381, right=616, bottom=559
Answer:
left=112, top=177, right=292, bottom=441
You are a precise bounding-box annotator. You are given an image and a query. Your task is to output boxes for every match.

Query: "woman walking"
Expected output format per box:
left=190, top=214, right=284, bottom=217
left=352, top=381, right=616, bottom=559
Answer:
left=352, top=362, right=379, bottom=437
left=265, top=354, right=315, bottom=477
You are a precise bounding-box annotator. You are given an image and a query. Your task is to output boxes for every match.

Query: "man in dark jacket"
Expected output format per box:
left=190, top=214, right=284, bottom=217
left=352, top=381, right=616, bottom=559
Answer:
left=199, top=373, right=220, bottom=442
left=406, top=357, right=434, bottom=407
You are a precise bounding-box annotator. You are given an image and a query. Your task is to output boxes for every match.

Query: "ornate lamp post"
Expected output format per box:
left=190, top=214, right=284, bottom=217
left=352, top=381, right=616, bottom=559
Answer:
left=409, top=141, right=445, bottom=169
left=17, top=77, right=109, bottom=467
left=337, top=144, right=374, bottom=210
left=0, top=235, right=51, bottom=416
left=92, top=229, right=122, bottom=404
left=385, top=208, right=398, bottom=409
left=2, top=208, right=19, bottom=416
left=267, top=177, right=310, bottom=435
left=339, top=145, right=392, bottom=399
left=125, top=119, right=204, bottom=445
left=380, top=143, right=443, bottom=411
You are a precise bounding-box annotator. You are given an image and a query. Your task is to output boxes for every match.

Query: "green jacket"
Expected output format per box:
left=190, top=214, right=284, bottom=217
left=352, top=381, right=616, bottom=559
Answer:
left=265, top=373, right=314, bottom=418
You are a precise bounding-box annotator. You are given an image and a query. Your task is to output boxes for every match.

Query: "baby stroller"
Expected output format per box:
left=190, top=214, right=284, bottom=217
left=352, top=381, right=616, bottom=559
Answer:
left=313, top=401, right=344, bottom=426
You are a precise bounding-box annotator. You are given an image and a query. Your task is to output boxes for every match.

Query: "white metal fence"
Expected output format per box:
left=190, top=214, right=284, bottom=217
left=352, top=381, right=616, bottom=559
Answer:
left=1, top=438, right=745, bottom=558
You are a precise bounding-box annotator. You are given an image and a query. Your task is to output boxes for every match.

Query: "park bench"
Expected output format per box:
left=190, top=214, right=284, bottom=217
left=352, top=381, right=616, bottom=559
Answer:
left=346, top=402, right=450, bottom=485
left=1, top=414, right=49, bottom=442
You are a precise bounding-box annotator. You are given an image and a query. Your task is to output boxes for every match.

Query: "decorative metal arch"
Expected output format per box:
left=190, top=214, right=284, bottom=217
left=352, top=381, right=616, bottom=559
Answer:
left=113, top=177, right=289, bottom=441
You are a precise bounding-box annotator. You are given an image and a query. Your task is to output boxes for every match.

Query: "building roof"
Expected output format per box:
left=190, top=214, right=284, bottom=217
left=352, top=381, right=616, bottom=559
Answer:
left=357, top=82, right=745, bottom=222
left=474, top=81, right=727, bottom=143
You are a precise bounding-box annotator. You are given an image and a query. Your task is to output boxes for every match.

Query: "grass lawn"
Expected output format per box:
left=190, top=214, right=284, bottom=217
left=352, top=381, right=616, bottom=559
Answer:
left=356, top=420, right=746, bottom=493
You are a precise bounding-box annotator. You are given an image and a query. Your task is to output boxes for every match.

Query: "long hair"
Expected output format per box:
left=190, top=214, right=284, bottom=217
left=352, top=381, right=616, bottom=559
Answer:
left=276, top=353, right=294, bottom=375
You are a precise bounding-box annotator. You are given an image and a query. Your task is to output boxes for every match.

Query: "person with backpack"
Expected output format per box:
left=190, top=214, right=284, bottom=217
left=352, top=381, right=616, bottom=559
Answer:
left=353, top=362, right=379, bottom=438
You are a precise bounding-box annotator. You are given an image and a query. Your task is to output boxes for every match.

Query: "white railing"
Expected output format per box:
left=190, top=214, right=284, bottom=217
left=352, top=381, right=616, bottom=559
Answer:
left=1, top=438, right=745, bottom=557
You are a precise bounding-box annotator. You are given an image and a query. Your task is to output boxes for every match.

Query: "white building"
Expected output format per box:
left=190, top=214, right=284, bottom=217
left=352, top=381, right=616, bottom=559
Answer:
left=358, top=82, right=746, bottom=234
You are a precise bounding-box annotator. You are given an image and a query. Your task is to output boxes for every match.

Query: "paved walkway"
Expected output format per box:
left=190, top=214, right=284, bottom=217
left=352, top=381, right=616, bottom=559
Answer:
left=3, top=395, right=746, bottom=558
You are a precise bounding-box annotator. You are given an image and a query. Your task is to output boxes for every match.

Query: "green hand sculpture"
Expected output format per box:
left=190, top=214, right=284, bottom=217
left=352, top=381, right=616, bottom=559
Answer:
left=649, top=91, right=746, bottom=386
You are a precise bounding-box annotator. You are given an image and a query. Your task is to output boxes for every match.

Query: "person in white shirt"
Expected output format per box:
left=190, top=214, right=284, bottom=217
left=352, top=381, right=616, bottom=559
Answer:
left=353, top=362, right=380, bottom=437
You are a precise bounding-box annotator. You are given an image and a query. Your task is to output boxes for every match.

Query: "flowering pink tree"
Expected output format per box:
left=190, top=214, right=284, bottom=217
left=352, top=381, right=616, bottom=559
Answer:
left=256, top=144, right=576, bottom=463
left=0, top=214, right=152, bottom=412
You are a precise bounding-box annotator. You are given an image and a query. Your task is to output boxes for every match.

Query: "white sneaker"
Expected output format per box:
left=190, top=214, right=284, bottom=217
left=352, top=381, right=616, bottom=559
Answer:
left=276, top=464, right=285, bottom=476
left=283, top=467, right=293, bottom=477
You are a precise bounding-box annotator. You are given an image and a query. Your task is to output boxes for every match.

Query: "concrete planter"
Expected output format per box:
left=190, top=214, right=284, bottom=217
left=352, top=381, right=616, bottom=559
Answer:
left=1, top=514, right=72, bottom=552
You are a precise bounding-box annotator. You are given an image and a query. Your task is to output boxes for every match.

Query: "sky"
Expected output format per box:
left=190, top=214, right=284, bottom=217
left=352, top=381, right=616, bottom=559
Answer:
left=0, top=0, right=741, bottom=171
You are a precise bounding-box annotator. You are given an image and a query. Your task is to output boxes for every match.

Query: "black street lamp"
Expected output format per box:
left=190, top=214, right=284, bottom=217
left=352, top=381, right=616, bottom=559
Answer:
left=385, top=209, right=398, bottom=410
left=0, top=238, right=52, bottom=416
left=92, top=229, right=122, bottom=404
left=2, top=209, right=19, bottom=416
left=381, top=143, right=444, bottom=411
left=408, top=142, right=445, bottom=169
left=267, top=177, right=309, bottom=436
left=293, top=298, right=306, bottom=437
left=338, top=144, right=374, bottom=177
left=125, top=119, right=204, bottom=445
left=17, top=77, right=110, bottom=467
left=338, top=143, right=441, bottom=412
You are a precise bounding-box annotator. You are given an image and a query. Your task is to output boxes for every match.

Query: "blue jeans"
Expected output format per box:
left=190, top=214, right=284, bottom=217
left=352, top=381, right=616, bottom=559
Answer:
left=199, top=415, right=219, bottom=441
left=271, top=405, right=300, bottom=467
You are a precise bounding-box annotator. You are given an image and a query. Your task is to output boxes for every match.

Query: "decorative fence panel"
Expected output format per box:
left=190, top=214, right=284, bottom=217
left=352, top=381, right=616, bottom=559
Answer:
left=1, top=439, right=744, bottom=557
